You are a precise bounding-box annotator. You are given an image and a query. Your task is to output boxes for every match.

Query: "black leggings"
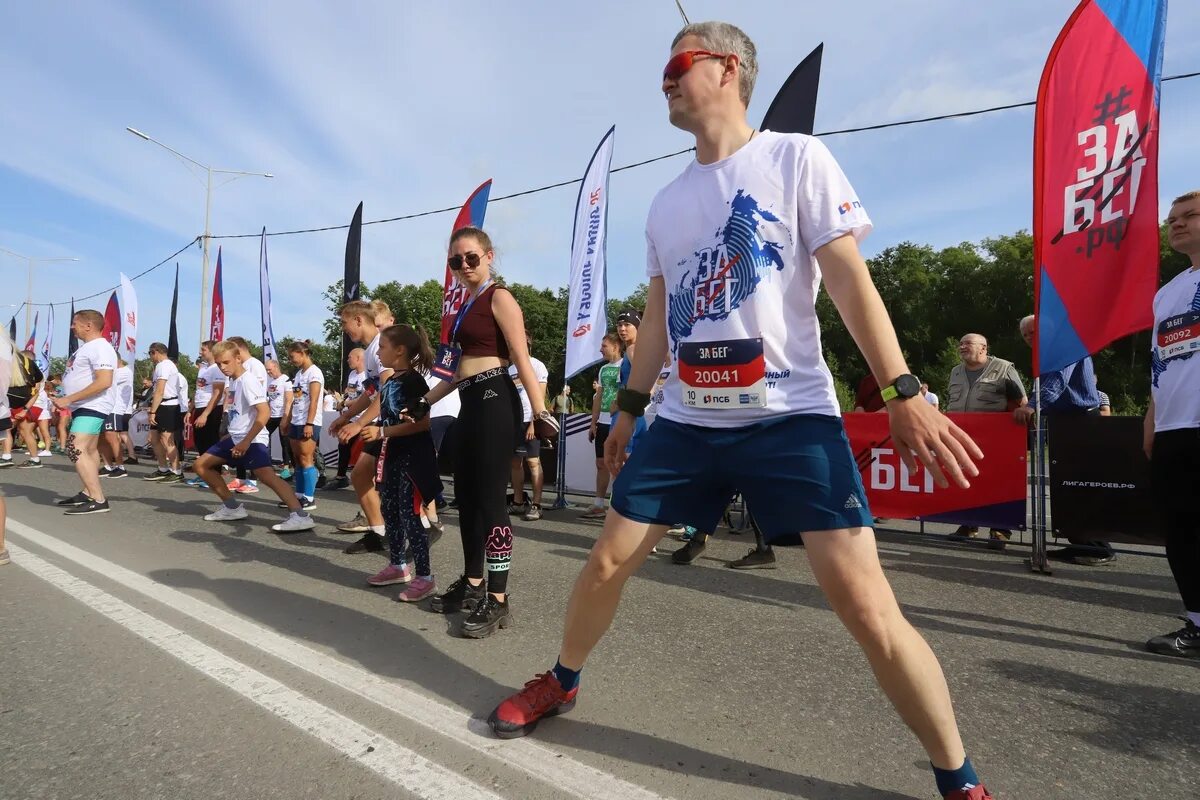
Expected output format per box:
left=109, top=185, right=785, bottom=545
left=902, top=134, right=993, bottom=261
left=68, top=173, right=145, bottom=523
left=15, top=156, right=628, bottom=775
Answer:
left=337, top=439, right=353, bottom=476
left=453, top=368, right=522, bottom=594
left=267, top=417, right=294, bottom=467
left=193, top=410, right=223, bottom=456
left=1152, top=428, right=1200, bottom=613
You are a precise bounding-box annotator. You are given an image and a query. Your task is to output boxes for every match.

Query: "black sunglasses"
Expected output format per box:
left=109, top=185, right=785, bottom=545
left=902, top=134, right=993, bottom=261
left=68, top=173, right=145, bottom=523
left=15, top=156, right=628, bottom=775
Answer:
left=447, top=252, right=483, bottom=271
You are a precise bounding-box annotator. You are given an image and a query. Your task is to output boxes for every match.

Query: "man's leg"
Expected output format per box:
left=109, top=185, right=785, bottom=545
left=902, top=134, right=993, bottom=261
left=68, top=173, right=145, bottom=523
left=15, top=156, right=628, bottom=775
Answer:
left=527, top=456, right=544, bottom=508
left=510, top=455, right=527, bottom=508
left=72, top=433, right=106, bottom=503
left=151, top=425, right=167, bottom=470
left=352, top=454, right=383, bottom=527
left=17, top=419, right=40, bottom=462
left=802, top=526, right=965, bottom=770
left=595, top=458, right=610, bottom=501
left=37, top=420, right=52, bottom=453
left=254, top=466, right=302, bottom=511
left=162, top=429, right=180, bottom=471
left=559, top=511, right=668, bottom=668
left=102, top=431, right=121, bottom=468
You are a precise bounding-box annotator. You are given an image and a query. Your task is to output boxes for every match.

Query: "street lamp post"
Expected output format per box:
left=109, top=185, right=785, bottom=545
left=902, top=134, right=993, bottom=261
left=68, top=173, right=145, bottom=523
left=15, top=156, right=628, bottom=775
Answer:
left=125, top=127, right=273, bottom=348
left=0, top=247, right=80, bottom=342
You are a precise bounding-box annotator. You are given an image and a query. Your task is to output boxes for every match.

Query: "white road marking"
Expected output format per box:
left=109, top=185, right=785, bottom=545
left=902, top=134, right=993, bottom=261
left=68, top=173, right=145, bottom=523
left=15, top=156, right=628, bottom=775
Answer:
left=7, top=542, right=502, bottom=800
left=8, top=519, right=673, bottom=800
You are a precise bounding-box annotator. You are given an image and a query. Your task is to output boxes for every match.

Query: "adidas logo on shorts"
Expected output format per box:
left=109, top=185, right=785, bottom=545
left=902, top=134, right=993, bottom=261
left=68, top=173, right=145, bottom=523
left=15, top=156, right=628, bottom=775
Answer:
left=844, top=495, right=863, bottom=510
left=483, top=389, right=499, bottom=399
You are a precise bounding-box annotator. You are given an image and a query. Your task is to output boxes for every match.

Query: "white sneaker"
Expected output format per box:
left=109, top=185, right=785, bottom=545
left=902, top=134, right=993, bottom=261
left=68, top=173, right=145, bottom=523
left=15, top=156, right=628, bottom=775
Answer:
left=272, top=512, right=315, bottom=532
left=37, top=450, right=53, bottom=457
left=204, top=504, right=248, bottom=522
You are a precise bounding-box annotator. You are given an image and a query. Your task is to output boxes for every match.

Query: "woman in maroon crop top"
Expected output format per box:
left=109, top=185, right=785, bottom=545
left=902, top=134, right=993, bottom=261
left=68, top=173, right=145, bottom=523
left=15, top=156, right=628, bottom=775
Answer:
left=418, top=226, right=556, bottom=637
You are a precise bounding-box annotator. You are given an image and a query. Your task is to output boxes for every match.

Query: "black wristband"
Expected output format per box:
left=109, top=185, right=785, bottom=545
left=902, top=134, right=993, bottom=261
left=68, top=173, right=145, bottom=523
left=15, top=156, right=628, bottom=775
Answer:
left=405, top=397, right=431, bottom=421
left=616, top=388, right=651, bottom=418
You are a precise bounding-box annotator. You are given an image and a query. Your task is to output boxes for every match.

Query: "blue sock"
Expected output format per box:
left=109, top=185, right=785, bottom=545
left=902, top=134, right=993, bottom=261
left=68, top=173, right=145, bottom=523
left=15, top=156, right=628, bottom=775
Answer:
left=932, top=757, right=979, bottom=797
left=304, top=466, right=319, bottom=499
left=552, top=660, right=580, bottom=692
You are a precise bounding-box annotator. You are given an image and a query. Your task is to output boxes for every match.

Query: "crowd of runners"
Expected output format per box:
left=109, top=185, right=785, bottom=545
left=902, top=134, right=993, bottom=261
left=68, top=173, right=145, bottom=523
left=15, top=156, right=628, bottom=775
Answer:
left=5, top=19, right=1200, bottom=800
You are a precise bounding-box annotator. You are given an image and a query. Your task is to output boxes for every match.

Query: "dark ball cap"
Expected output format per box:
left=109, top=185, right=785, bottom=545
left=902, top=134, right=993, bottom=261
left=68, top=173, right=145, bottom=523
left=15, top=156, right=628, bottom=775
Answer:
left=616, top=308, right=641, bottom=328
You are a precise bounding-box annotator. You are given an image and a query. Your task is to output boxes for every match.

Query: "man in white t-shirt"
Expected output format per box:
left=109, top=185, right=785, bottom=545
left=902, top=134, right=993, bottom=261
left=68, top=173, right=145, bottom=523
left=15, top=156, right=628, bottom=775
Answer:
left=489, top=22, right=991, bottom=800
left=192, top=341, right=314, bottom=532
left=187, top=342, right=227, bottom=486
left=921, top=383, right=939, bottom=410
left=173, top=366, right=190, bottom=464
left=51, top=308, right=117, bottom=514
left=265, top=359, right=295, bottom=479
left=99, top=357, right=135, bottom=478
left=143, top=342, right=184, bottom=483
left=331, top=347, right=366, bottom=489
left=329, top=301, right=395, bottom=553
left=1145, top=189, right=1200, bottom=660
left=226, top=336, right=269, bottom=493
left=508, top=333, right=549, bottom=521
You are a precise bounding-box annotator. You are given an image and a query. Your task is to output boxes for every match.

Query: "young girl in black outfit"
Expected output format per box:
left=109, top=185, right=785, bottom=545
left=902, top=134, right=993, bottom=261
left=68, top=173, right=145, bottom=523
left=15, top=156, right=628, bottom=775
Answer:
left=414, top=227, right=558, bottom=638
left=361, top=325, right=443, bottom=602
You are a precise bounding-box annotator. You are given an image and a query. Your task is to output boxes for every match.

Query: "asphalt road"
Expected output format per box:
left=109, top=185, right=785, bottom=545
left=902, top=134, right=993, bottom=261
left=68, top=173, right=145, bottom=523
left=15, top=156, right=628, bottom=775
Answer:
left=1, top=457, right=1196, bottom=800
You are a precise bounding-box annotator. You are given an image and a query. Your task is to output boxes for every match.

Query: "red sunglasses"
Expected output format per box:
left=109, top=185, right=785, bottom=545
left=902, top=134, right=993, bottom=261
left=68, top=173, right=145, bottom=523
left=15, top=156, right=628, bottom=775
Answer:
left=663, top=50, right=732, bottom=82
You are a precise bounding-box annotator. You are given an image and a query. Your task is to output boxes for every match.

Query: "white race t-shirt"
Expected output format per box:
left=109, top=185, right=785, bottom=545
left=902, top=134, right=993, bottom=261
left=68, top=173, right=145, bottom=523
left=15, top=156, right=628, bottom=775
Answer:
left=114, top=366, right=135, bottom=415
left=646, top=131, right=871, bottom=428
left=152, top=359, right=181, bottom=406
left=924, top=391, right=940, bottom=409
left=508, top=357, right=549, bottom=423
left=175, top=373, right=190, bottom=413
left=425, top=373, right=461, bottom=418
left=63, top=338, right=118, bottom=414
left=1151, top=266, right=1200, bottom=431
left=225, top=372, right=270, bottom=447
left=291, top=364, right=325, bottom=426
left=194, top=363, right=224, bottom=408
left=345, top=369, right=367, bottom=422
left=363, top=334, right=392, bottom=390
left=32, top=381, right=52, bottom=413
left=242, top=356, right=268, bottom=391
left=266, top=375, right=292, bottom=419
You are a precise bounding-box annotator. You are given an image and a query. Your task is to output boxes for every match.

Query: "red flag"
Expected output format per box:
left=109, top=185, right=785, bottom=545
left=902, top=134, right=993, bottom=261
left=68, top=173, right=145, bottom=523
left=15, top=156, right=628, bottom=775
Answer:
left=23, top=311, right=38, bottom=353
left=102, top=291, right=122, bottom=350
left=1033, top=0, right=1167, bottom=375
left=440, top=180, right=493, bottom=344
left=210, top=246, right=225, bottom=341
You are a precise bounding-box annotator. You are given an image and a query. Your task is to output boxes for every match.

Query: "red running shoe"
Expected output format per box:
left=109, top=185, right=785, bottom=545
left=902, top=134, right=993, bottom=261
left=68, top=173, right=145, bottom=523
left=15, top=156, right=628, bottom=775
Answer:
left=945, top=786, right=994, bottom=800
left=488, top=672, right=578, bottom=739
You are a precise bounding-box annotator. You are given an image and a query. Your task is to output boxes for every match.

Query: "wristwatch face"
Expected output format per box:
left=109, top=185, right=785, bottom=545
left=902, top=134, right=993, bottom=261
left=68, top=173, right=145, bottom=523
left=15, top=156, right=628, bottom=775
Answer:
left=895, top=374, right=921, bottom=398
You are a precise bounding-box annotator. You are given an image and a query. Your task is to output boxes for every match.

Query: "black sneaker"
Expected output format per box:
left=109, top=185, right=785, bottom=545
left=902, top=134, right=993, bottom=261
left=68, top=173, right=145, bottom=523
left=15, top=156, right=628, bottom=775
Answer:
left=522, top=503, right=542, bottom=522
left=729, top=547, right=777, bottom=569
left=108, top=467, right=128, bottom=479
left=1146, top=619, right=1200, bottom=659
left=344, top=533, right=384, bottom=555
left=430, top=575, right=487, bottom=614
left=327, top=476, right=350, bottom=490
left=671, top=538, right=707, bottom=565
left=55, top=492, right=92, bottom=507
left=316, top=474, right=327, bottom=490
left=99, top=466, right=112, bottom=477
left=18, top=459, right=43, bottom=469
left=143, top=470, right=172, bottom=482
left=947, top=525, right=979, bottom=542
left=123, top=457, right=139, bottom=465
left=160, top=472, right=184, bottom=484
left=461, top=595, right=513, bottom=638
left=64, top=499, right=111, bottom=515
left=0, top=459, right=13, bottom=468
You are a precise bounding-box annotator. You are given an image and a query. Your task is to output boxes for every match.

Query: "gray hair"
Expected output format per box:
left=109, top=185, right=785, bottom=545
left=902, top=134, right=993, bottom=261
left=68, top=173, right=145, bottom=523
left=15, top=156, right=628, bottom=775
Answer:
left=672, top=21, right=758, bottom=107
left=1019, top=315, right=1035, bottom=331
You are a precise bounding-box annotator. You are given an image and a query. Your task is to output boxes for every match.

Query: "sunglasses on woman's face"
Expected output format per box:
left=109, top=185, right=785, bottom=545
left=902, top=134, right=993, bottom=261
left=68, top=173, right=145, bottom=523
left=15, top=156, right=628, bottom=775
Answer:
left=447, top=252, right=483, bottom=271
left=662, top=50, right=730, bottom=83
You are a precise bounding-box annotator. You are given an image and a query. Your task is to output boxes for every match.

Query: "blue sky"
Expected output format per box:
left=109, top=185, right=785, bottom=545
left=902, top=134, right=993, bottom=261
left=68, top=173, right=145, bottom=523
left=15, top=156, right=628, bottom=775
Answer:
left=2, top=0, right=1198, bottom=357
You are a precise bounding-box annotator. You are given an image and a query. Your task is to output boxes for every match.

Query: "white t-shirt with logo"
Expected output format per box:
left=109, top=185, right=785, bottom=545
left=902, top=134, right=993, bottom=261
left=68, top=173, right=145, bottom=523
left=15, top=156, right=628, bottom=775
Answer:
left=225, top=372, right=270, bottom=447
left=266, top=375, right=293, bottom=419
left=175, top=372, right=190, bottom=413
left=242, top=356, right=268, bottom=391
left=291, top=365, right=325, bottom=426
left=364, top=334, right=392, bottom=390
left=63, top=338, right=118, bottom=414
left=425, top=373, right=461, bottom=418
left=114, top=366, right=135, bottom=415
left=345, top=369, right=366, bottom=421
left=508, top=357, right=549, bottom=423
left=152, top=359, right=181, bottom=406
left=194, top=363, right=224, bottom=408
left=1151, top=266, right=1200, bottom=431
left=645, top=131, right=871, bottom=428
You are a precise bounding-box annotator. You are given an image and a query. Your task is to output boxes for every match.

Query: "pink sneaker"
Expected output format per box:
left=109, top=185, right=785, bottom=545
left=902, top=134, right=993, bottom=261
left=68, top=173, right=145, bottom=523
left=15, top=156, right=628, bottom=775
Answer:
left=226, top=479, right=244, bottom=491
left=395, top=576, right=436, bottom=602
left=234, top=482, right=260, bottom=494
left=367, top=563, right=412, bottom=586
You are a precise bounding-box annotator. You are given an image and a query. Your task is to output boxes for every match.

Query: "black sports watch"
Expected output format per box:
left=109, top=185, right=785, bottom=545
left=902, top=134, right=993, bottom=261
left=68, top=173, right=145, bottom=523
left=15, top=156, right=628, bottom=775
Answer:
left=880, top=374, right=921, bottom=403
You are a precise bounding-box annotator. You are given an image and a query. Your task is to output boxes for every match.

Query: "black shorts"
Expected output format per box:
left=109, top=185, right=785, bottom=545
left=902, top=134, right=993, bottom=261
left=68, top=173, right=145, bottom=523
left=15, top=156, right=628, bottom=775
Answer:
left=363, top=438, right=383, bottom=459
left=104, top=413, right=132, bottom=433
left=594, top=422, right=610, bottom=458
left=0, top=417, right=11, bottom=433
left=515, top=434, right=541, bottom=458
left=151, top=404, right=184, bottom=432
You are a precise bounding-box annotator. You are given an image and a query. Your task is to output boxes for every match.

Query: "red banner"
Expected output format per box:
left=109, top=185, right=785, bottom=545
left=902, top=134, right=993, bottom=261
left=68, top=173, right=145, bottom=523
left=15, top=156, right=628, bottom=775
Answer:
left=844, top=412, right=1028, bottom=529
left=101, top=291, right=121, bottom=350
left=440, top=180, right=492, bottom=344
left=210, top=246, right=225, bottom=342
left=1032, top=0, right=1167, bottom=375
